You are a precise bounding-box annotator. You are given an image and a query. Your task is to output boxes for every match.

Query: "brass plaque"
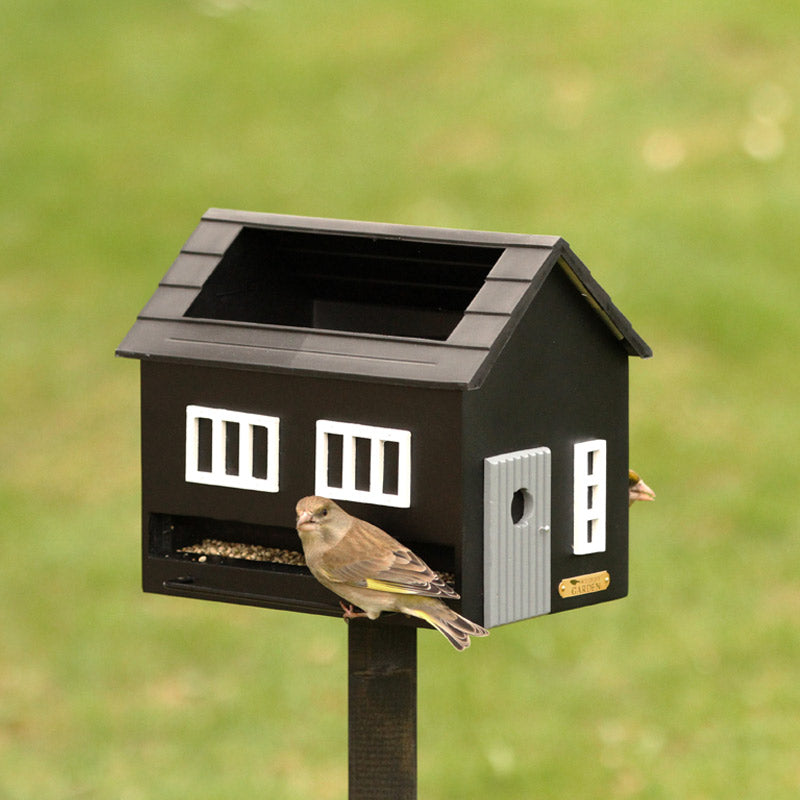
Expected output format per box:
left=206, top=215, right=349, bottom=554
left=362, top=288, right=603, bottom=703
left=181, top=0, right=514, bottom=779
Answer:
left=558, top=570, right=610, bottom=598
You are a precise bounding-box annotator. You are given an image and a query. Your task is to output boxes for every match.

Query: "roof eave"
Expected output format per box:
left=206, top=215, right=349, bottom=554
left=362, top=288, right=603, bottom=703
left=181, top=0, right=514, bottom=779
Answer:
left=556, top=244, right=653, bottom=359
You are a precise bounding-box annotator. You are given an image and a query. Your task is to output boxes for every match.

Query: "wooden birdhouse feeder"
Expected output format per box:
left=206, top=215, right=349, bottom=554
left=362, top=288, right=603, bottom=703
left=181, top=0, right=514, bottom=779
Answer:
left=116, top=208, right=652, bottom=629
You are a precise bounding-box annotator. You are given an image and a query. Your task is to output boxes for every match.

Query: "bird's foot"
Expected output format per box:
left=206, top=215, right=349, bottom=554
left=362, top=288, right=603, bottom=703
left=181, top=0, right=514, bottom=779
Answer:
left=340, top=601, right=369, bottom=620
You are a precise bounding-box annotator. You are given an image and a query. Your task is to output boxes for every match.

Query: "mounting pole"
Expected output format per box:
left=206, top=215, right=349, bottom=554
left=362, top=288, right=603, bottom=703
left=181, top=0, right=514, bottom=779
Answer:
left=348, top=620, right=417, bottom=800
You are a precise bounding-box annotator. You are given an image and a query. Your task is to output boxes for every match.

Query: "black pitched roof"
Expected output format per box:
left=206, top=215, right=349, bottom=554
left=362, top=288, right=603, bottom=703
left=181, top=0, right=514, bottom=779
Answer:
left=116, top=209, right=651, bottom=389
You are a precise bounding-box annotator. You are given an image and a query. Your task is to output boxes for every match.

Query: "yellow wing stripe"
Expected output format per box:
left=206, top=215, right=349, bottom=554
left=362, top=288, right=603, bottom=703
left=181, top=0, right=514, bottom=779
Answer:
left=364, top=578, right=418, bottom=594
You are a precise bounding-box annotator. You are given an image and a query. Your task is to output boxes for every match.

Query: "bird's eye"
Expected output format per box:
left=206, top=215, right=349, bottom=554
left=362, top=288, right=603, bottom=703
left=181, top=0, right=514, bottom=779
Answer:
left=321, top=508, right=328, bottom=517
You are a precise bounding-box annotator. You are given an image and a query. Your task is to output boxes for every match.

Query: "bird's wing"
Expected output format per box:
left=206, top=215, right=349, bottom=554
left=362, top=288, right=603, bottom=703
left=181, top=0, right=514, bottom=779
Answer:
left=368, top=546, right=459, bottom=598
left=320, top=518, right=459, bottom=599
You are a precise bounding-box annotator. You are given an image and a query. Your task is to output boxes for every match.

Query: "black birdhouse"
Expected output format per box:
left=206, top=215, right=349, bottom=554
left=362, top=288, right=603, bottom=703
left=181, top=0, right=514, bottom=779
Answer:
left=117, top=209, right=651, bottom=628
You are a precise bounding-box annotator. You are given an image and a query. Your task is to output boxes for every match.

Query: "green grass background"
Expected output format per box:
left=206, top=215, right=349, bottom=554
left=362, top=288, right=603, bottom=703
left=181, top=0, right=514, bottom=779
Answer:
left=2, top=1, right=798, bottom=797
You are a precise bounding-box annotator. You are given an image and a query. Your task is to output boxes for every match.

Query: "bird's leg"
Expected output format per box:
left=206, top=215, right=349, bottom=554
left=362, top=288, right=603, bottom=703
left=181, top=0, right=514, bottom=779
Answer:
left=340, top=601, right=369, bottom=620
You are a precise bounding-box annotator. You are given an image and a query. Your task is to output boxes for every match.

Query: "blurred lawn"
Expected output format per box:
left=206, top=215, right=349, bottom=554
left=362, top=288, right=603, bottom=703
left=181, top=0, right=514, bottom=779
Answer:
left=1, top=1, right=798, bottom=797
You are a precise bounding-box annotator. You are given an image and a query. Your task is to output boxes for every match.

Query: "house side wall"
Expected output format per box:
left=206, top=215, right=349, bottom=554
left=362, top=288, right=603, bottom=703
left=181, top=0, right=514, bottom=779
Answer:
left=140, top=360, right=464, bottom=567
left=462, top=266, right=629, bottom=624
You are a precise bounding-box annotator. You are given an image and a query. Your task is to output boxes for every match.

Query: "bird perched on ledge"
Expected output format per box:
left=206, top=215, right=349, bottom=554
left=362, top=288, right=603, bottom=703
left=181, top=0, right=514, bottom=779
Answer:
left=629, top=469, right=656, bottom=506
left=295, top=495, right=489, bottom=651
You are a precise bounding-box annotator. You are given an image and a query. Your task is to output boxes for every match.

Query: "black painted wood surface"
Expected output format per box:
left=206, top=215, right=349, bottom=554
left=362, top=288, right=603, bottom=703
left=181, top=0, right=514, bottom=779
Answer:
left=348, top=620, right=417, bottom=800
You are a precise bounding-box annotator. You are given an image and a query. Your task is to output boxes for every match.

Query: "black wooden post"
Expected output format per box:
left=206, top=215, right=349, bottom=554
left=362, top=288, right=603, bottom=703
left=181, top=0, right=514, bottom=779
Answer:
left=348, top=620, right=417, bottom=800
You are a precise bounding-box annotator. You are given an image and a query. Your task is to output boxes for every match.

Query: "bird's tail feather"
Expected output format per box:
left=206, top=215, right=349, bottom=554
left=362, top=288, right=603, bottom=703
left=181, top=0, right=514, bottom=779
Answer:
left=402, top=600, right=489, bottom=651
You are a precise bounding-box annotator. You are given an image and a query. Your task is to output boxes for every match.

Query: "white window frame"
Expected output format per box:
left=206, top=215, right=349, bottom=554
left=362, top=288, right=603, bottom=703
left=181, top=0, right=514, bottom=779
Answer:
left=185, top=405, right=280, bottom=492
left=315, top=420, right=411, bottom=508
left=573, top=439, right=606, bottom=554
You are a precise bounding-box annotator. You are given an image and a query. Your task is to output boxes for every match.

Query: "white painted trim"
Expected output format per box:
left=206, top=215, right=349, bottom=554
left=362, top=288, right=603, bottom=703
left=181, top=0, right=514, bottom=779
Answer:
left=185, top=405, right=280, bottom=492
left=315, top=419, right=411, bottom=507
left=572, top=439, right=606, bottom=554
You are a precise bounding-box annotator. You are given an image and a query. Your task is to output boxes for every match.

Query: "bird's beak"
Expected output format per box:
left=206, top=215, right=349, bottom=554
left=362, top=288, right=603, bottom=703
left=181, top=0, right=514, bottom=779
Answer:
left=630, top=478, right=656, bottom=504
left=296, top=510, right=313, bottom=527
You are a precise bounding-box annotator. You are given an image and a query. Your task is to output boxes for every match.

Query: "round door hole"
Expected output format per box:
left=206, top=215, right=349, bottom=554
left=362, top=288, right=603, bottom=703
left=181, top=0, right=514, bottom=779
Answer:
left=511, top=489, right=534, bottom=525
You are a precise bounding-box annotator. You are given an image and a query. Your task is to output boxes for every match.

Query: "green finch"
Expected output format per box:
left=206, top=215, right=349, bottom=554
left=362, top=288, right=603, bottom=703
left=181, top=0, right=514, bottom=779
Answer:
left=629, top=469, right=656, bottom=506
left=295, top=496, right=489, bottom=651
